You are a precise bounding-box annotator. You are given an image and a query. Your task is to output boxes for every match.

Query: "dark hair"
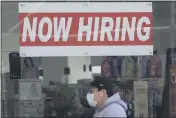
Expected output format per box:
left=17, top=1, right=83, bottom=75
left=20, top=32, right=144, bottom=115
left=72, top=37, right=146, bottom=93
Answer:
left=24, top=57, right=34, bottom=68
left=97, top=88, right=113, bottom=98
left=97, top=77, right=114, bottom=97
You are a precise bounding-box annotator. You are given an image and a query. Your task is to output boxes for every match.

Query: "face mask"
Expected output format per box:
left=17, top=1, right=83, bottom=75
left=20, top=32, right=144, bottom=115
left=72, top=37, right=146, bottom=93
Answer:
left=86, top=93, right=97, bottom=107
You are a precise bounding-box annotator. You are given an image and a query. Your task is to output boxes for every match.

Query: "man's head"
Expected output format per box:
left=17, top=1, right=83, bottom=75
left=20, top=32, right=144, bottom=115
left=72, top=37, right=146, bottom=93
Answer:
left=86, top=76, right=114, bottom=108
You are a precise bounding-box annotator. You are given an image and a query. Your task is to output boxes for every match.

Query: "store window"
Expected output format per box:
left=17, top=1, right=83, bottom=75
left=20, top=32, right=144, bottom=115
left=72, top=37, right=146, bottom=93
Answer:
left=1, top=1, right=176, bottom=118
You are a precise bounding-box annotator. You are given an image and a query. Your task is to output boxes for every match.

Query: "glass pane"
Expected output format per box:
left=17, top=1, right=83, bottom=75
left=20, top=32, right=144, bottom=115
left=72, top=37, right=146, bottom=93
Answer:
left=1, top=1, right=176, bottom=118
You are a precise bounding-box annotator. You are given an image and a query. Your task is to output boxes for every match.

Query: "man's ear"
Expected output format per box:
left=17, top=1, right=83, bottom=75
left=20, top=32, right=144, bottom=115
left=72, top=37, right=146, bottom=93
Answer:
left=102, top=89, right=107, bottom=95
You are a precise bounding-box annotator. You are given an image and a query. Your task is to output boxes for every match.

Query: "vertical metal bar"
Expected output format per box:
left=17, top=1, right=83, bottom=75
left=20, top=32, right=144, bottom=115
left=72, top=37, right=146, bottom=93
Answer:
left=171, top=1, right=175, bottom=56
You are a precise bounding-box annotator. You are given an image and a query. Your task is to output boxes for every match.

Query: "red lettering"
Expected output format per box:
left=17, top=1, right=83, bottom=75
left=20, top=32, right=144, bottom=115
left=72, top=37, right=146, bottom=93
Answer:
left=19, top=13, right=152, bottom=46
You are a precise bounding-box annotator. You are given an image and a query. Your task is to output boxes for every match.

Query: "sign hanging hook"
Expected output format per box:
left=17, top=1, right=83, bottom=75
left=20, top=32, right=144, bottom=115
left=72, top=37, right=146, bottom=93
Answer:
left=83, top=0, right=90, bottom=6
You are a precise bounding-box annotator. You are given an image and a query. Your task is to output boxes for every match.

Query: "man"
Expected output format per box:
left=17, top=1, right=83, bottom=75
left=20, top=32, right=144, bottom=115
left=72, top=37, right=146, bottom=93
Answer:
left=86, top=76, right=127, bottom=117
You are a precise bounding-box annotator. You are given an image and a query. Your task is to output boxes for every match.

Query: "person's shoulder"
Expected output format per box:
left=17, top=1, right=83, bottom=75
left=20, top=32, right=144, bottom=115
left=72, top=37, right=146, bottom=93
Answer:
left=103, top=103, right=127, bottom=117
left=108, top=102, right=126, bottom=110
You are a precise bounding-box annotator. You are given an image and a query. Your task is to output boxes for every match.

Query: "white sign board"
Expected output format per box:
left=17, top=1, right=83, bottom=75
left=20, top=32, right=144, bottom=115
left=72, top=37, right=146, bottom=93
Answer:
left=134, top=81, right=148, bottom=117
left=19, top=79, right=42, bottom=100
left=19, top=2, right=153, bottom=57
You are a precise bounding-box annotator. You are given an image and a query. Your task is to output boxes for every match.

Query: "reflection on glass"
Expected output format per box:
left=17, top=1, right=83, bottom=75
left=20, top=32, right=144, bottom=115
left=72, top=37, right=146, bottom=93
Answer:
left=22, top=57, right=39, bottom=79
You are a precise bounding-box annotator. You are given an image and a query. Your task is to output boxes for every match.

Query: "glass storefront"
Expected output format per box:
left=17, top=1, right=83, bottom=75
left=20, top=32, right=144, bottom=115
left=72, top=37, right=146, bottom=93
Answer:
left=1, top=1, right=176, bottom=118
